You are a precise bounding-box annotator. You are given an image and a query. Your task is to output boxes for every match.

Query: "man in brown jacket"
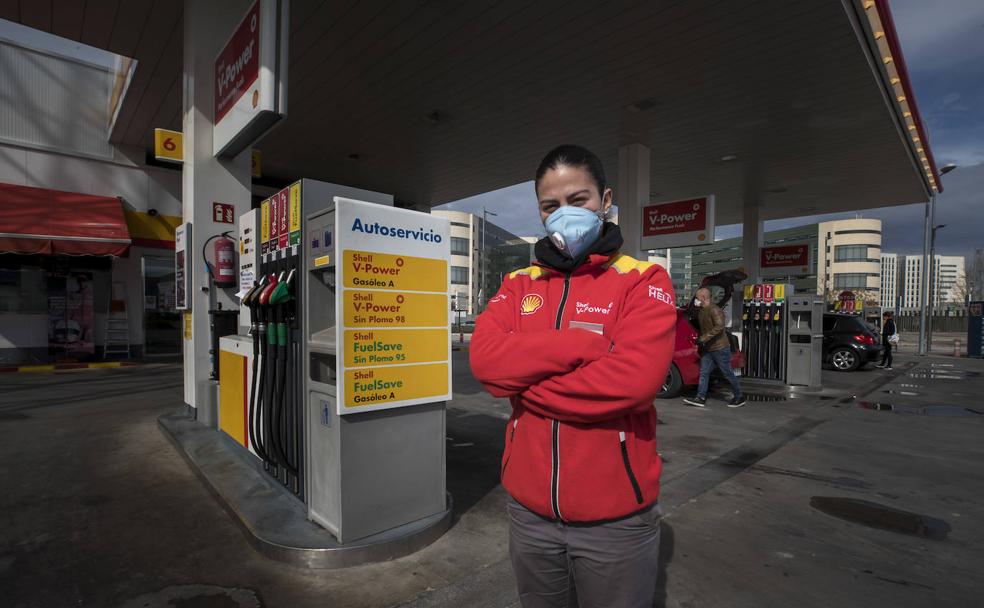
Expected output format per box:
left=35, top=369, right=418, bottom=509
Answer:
left=683, top=287, right=746, bottom=408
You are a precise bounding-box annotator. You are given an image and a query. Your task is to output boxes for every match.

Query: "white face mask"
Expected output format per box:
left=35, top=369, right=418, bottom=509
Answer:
left=544, top=205, right=605, bottom=259
left=693, top=298, right=702, bottom=307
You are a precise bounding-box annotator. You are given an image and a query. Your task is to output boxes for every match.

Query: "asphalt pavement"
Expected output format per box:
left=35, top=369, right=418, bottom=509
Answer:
left=0, top=352, right=981, bottom=607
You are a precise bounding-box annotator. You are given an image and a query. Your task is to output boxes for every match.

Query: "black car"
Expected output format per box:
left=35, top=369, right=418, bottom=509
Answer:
left=822, top=313, right=883, bottom=371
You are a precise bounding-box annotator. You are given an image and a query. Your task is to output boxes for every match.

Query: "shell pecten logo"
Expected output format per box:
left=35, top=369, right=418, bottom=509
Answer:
left=520, top=294, right=544, bottom=315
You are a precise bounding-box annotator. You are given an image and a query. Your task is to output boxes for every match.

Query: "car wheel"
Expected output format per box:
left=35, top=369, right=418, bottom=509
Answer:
left=658, top=364, right=683, bottom=399
left=829, top=347, right=860, bottom=372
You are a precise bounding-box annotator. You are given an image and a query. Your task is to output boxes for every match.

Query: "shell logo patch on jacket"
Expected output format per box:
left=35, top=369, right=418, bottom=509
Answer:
left=520, top=294, right=544, bottom=315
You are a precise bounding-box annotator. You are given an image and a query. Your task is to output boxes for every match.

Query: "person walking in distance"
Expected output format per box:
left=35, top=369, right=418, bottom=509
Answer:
left=470, top=144, right=677, bottom=608
left=876, top=311, right=897, bottom=370
left=682, top=287, right=746, bottom=408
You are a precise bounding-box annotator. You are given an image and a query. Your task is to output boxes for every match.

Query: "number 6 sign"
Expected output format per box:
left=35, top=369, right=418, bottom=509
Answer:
left=154, top=128, right=184, bottom=163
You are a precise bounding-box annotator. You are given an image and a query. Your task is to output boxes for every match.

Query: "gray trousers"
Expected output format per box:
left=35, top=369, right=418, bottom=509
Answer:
left=508, top=498, right=662, bottom=608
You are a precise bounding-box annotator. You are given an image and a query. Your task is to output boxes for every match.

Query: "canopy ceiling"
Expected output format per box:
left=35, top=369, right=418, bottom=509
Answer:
left=0, top=0, right=936, bottom=225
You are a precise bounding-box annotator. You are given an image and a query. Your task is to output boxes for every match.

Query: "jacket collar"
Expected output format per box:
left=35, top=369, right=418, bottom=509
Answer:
left=533, top=223, right=624, bottom=275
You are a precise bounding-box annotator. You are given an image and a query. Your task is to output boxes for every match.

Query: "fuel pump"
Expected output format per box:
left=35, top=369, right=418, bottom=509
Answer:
left=740, top=283, right=792, bottom=382
left=218, top=180, right=454, bottom=546
left=772, top=299, right=784, bottom=379
left=752, top=299, right=764, bottom=378
left=763, top=301, right=773, bottom=378
left=741, top=293, right=751, bottom=376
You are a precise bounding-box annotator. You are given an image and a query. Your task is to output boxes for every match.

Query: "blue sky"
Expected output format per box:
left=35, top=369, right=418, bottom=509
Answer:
left=437, top=0, right=984, bottom=259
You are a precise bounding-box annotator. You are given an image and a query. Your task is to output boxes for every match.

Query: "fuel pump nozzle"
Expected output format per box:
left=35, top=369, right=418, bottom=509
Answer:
left=269, top=269, right=299, bottom=479
left=243, top=276, right=267, bottom=456
left=253, top=274, right=280, bottom=471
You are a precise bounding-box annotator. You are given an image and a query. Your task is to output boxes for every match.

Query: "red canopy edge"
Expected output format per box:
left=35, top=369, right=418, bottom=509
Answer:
left=0, top=183, right=131, bottom=256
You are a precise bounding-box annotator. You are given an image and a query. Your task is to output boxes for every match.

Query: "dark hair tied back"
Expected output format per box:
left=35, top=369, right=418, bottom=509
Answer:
left=535, top=144, right=607, bottom=197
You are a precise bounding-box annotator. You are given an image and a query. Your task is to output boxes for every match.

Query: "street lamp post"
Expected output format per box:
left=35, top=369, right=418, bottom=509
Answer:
left=481, top=207, right=497, bottom=310
left=918, top=163, right=957, bottom=356
left=927, top=223, right=946, bottom=351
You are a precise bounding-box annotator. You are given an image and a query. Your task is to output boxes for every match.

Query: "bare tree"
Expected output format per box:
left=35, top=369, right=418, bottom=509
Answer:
left=967, top=249, right=984, bottom=302
left=952, top=272, right=971, bottom=304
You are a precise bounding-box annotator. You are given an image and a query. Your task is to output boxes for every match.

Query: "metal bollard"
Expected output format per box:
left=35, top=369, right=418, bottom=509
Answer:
left=954, top=339, right=961, bottom=357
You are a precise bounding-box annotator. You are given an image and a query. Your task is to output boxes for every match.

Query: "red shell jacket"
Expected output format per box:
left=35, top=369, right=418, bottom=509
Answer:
left=470, top=251, right=676, bottom=522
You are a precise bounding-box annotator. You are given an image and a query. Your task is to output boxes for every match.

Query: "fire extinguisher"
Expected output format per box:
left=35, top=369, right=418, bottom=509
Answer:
left=204, top=232, right=237, bottom=288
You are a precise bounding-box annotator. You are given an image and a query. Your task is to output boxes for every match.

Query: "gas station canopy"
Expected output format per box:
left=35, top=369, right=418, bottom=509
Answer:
left=2, top=0, right=939, bottom=221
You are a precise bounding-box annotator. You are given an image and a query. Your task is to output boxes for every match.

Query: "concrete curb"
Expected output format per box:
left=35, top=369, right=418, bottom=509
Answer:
left=157, top=412, right=454, bottom=569
left=0, top=361, right=141, bottom=373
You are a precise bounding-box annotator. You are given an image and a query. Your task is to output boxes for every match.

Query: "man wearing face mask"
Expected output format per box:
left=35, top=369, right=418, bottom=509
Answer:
left=470, top=145, right=677, bottom=608
left=682, top=287, right=745, bottom=408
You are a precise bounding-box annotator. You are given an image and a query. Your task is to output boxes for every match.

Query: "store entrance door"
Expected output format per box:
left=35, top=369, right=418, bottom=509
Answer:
left=142, top=255, right=181, bottom=355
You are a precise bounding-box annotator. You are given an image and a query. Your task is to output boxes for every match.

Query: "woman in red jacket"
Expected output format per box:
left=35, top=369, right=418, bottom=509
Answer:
left=470, top=145, right=677, bottom=608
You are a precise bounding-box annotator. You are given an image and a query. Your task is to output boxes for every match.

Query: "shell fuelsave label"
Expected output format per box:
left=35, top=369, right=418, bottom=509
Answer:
left=344, top=328, right=449, bottom=367
left=343, top=250, right=447, bottom=292
left=344, top=363, right=448, bottom=408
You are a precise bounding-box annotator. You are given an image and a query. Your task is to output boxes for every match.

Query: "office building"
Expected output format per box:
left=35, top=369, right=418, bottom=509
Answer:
left=880, top=253, right=899, bottom=309
left=667, top=218, right=882, bottom=303
left=898, top=254, right=966, bottom=310
left=432, top=210, right=532, bottom=317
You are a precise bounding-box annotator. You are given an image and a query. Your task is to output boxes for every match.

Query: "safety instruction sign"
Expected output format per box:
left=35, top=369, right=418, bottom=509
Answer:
left=335, top=198, right=451, bottom=414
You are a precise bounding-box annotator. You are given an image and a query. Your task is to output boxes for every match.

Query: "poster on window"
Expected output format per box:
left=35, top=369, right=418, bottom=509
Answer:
left=47, top=272, right=95, bottom=355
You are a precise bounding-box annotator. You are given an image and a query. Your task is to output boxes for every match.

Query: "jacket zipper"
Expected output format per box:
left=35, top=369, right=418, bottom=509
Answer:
left=619, top=431, right=644, bottom=504
left=500, top=419, right=518, bottom=479
left=550, top=272, right=572, bottom=519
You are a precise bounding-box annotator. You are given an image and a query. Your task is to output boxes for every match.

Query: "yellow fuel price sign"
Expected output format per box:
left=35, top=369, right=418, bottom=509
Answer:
left=343, top=250, right=447, bottom=292
left=260, top=199, right=270, bottom=254
left=344, top=363, right=449, bottom=409
left=344, top=328, right=449, bottom=367
left=343, top=291, right=447, bottom=327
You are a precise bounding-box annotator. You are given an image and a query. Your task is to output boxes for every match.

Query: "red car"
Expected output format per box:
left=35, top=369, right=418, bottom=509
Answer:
left=659, top=270, right=747, bottom=398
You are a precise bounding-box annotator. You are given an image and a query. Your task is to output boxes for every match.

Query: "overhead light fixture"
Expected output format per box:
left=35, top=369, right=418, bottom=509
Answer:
left=719, top=154, right=739, bottom=162
left=897, top=95, right=906, bottom=102
left=863, top=0, right=875, bottom=9
left=874, top=31, right=885, bottom=39
left=423, top=110, right=444, bottom=125
left=625, top=97, right=658, bottom=113
left=883, top=56, right=893, bottom=65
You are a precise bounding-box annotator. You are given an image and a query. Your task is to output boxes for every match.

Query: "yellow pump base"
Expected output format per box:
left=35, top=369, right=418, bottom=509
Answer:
left=218, top=335, right=254, bottom=450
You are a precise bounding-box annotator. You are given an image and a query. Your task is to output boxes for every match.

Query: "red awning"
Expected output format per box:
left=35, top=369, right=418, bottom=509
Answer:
left=0, top=183, right=131, bottom=256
